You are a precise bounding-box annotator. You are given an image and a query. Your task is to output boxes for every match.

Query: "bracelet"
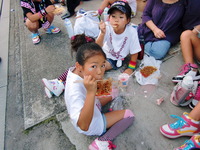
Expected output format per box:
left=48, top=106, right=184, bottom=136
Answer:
left=128, top=61, right=136, bottom=70
left=40, top=9, right=47, bottom=16
left=98, top=9, right=103, bottom=15
left=37, top=12, right=43, bottom=19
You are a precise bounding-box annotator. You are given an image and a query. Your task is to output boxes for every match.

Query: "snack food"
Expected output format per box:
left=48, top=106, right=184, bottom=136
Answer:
left=53, top=6, right=65, bottom=15
left=140, top=66, right=157, bottom=78
left=96, top=78, right=112, bottom=96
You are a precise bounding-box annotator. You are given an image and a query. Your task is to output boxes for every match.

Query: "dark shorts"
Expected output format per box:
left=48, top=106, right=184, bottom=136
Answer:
left=107, top=58, right=120, bottom=70
left=107, top=57, right=130, bottom=70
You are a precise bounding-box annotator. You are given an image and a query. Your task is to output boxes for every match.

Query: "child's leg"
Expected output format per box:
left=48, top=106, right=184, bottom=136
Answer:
left=88, top=109, right=134, bottom=150
left=99, top=109, right=134, bottom=141
left=192, top=34, right=200, bottom=61
left=98, top=0, right=116, bottom=15
left=189, top=100, right=200, bottom=121
left=105, top=60, right=114, bottom=71
left=57, top=69, right=69, bottom=84
left=25, top=19, right=40, bottom=33
left=46, top=13, right=54, bottom=25
left=180, top=30, right=200, bottom=64
left=172, top=30, right=200, bottom=83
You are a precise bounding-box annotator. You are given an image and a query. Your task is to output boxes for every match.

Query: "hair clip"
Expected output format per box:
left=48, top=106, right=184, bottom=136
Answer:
left=85, top=36, right=94, bottom=42
left=71, top=36, right=76, bottom=41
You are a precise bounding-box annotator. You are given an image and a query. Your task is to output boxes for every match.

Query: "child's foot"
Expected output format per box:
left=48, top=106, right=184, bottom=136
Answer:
left=172, top=63, right=199, bottom=83
left=88, top=138, right=116, bottom=150
left=31, top=32, right=40, bottom=44
left=160, top=112, right=200, bottom=138
left=174, top=135, right=200, bottom=150
left=42, top=78, right=64, bottom=97
left=45, top=25, right=61, bottom=34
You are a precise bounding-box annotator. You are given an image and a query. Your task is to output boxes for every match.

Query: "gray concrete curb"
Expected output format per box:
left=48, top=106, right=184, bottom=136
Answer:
left=0, top=0, right=10, bottom=149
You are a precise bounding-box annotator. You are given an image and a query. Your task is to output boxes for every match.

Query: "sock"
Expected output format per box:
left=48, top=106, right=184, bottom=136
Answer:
left=98, top=9, right=103, bottom=15
left=98, top=110, right=134, bottom=141
left=58, top=69, right=69, bottom=83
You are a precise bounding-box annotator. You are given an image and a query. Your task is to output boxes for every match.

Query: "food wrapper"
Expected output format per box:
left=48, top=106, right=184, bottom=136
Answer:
left=96, top=78, right=112, bottom=96
left=135, top=55, right=162, bottom=85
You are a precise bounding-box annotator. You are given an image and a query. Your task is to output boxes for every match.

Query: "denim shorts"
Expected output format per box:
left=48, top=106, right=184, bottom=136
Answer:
left=107, top=58, right=121, bottom=70
left=100, top=114, right=107, bottom=135
left=144, top=40, right=171, bottom=60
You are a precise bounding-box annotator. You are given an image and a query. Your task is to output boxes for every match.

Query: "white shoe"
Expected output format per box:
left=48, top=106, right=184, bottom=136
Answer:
left=44, top=87, right=53, bottom=98
left=88, top=138, right=116, bottom=150
left=42, top=78, right=64, bottom=96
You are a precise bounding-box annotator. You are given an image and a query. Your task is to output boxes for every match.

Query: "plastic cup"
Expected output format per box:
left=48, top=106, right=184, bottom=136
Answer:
left=118, top=73, right=130, bottom=87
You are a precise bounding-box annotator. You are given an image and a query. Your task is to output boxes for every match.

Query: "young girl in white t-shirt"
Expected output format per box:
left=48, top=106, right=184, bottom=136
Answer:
left=96, top=1, right=141, bottom=76
left=64, top=42, right=134, bottom=149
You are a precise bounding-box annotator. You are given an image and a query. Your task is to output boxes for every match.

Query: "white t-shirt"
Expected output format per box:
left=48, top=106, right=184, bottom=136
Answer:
left=102, top=22, right=141, bottom=65
left=64, top=67, right=104, bottom=136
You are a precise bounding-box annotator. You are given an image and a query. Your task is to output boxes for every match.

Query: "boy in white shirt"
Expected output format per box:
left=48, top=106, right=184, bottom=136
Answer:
left=96, top=1, right=141, bottom=75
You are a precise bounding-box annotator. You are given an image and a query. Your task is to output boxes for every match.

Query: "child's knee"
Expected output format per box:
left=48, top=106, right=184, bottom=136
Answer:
left=123, top=109, right=134, bottom=118
left=26, top=20, right=40, bottom=30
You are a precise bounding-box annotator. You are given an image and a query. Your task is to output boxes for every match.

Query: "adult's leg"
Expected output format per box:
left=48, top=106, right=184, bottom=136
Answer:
left=144, top=40, right=171, bottom=60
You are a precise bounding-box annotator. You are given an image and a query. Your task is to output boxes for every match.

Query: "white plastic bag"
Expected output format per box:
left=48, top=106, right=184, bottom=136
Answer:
left=135, top=55, right=162, bottom=85
left=74, top=10, right=100, bottom=38
left=109, top=96, right=125, bottom=111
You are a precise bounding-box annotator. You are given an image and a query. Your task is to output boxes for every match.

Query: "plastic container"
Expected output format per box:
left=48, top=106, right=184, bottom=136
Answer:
left=64, top=18, right=74, bottom=38
left=103, top=7, right=109, bottom=22
left=181, top=75, right=194, bottom=89
left=118, top=73, right=130, bottom=87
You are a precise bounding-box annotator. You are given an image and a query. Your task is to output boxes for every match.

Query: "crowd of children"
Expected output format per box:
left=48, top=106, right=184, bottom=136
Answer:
left=21, top=0, right=200, bottom=149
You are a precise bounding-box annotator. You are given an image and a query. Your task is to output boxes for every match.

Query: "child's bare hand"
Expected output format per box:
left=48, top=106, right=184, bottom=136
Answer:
left=153, top=28, right=166, bottom=39
left=83, top=75, right=97, bottom=94
left=45, top=5, right=55, bottom=14
left=99, top=20, right=106, bottom=34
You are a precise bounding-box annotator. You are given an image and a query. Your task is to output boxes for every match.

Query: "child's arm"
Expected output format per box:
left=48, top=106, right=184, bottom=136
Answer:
left=123, top=53, right=138, bottom=75
left=77, top=75, right=97, bottom=131
left=96, top=20, right=106, bottom=47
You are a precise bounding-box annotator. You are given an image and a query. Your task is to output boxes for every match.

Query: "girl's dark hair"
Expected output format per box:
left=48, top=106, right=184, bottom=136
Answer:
left=76, top=42, right=106, bottom=66
left=71, top=34, right=95, bottom=52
